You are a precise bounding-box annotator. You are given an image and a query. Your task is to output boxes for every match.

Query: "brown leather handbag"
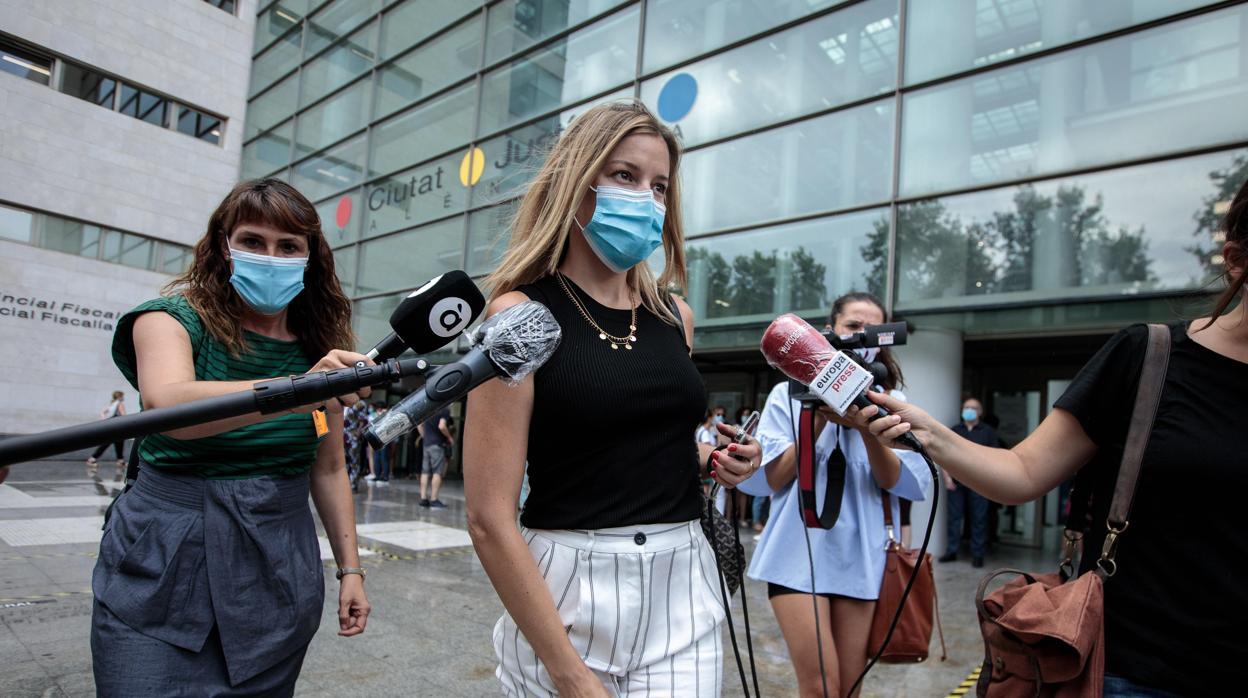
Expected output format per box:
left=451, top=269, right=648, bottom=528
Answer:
left=975, top=324, right=1171, bottom=697
left=867, top=491, right=947, bottom=663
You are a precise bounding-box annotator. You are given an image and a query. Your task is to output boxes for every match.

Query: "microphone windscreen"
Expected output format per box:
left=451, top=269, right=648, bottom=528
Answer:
left=760, top=314, right=837, bottom=384
left=388, top=271, right=486, bottom=354
left=473, top=301, right=562, bottom=383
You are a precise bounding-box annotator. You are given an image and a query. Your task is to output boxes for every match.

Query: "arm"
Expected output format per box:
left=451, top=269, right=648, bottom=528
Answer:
left=308, top=402, right=369, bottom=637
left=132, top=312, right=371, bottom=439
left=463, top=293, right=606, bottom=697
left=116, top=402, right=126, bottom=416
left=438, top=417, right=453, bottom=444
left=863, top=392, right=1096, bottom=505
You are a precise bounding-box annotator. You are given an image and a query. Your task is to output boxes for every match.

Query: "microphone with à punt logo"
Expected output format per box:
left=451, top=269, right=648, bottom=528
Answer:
left=365, top=301, right=561, bottom=448
left=366, top=270, right=487, bottom=361
left=760, top=313, right=923, bottom=452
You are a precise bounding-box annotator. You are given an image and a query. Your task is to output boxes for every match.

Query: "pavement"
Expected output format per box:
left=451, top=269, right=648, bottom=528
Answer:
left=0, top=457, right=1059, bottom=697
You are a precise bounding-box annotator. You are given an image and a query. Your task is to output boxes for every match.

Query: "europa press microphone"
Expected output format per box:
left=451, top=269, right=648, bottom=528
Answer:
left=365, top=301, right=562, bottom=448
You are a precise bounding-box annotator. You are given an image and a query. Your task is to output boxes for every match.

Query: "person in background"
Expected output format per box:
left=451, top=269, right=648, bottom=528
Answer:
left=369, top=402, right=390, bottom=487
left=90, top=178, right=369, bottom=697
left=861, top=175, right=1248, bottom=698
left=343, top=399, right=369, bottom=491
left=939, top=397, right=997, bottom=568
left=86, top=391, right=127, bottom=477
left=417, top=405, right=453, bottom=509
left=695, top=409, right=718, bottom=449
left=739, top=291, right=929, bottom=698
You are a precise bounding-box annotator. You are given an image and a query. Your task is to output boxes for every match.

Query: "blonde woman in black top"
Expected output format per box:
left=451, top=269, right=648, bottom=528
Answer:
left=463, top=101, right=762, bottom=697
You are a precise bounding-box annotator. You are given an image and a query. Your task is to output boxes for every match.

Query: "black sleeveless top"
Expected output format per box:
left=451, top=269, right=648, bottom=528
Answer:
left=515, top=275, right=706, bottom=529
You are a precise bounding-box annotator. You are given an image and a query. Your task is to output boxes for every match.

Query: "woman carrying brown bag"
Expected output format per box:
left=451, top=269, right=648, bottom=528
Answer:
left=861, top=179, right=1248, bottom=696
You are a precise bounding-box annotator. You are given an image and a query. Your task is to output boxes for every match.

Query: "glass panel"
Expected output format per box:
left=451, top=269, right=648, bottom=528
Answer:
left=466, top=202, right=519, bottom=276
left=331, top=244, right=356, bottom=294
left=242, top=120, right=294, bottom=179
left=291, top=134, right=368, bottom=201
left=247, top=73, right=298, bottom=139
left=305, top=0, right=383, bottom=56
left=892, top=148, right=1248, bottom=312
left=60, top=63, right=116, bottom=107
left=319, top=189, right=364, bottom=247
left=374, top=15, right=481, bottom=120
left=254, top=0, right=311, bottom=54
left=158, top=242, right=192, bottom=274
left=485, top=0, right=628, bottom=64
left=368, top=82, right=475, bottom=177
left=902, top=296, right=1203, bottom=337
left=469, top=89, right=631, bottom=208
left=478, top=5, right=638, bottom=135
left=250, top=27, right=302, bottom=96
left=300, top=22, right=377, bottom=107
left=177, top=107, right=223, bottom=144
left=119, top=84, right=169, bottom=126
left=381, top=0, right=474, bottom=60
left=353, top=292, right=406, bottom=353
left=356, top=217, right=465, bottom=297
left=0, top=204, right=35, bottom=243
left=901, top=6, right=1248, bottom=197
left=102, top=231, right=155, bottom=269
left=364, top=152, right=468, bottom=239
left=905, top=0, right=1223, bottom=85
left=40, top=217, right=102, bottom=257
left=680, top=99, right=894, bottom=235
left=294, top=79, right=369, bottom=157
left=685, top=208, right=882, bottom=325
left=644, top=0, right=845, bottom=72
left=0, top=41, right=52, bottom=85
left=641, top=0, right=897, bottom=147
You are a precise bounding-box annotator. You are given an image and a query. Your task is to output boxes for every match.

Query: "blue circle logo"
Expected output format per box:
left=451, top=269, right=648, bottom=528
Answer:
left=657, top=73, right=697, bottom=123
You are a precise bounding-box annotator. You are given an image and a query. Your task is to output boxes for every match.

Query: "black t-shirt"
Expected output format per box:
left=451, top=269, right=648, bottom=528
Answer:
left=421, top=407, right=451, bottom=450
left=951, top=422, right=998, bottom=448
left=1054, top=322, right=1247, bottom=694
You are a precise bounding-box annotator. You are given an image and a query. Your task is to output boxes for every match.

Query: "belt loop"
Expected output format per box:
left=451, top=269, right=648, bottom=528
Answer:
left=586, top=530, right=596, bottom=553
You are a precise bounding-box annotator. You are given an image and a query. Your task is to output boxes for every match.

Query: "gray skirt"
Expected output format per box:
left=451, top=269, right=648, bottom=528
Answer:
left=91, top=466, right=324, bottom=696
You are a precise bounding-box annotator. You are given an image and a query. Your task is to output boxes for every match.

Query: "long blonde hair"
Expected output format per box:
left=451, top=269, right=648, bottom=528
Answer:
left=485, top=101, right=687, bottom=325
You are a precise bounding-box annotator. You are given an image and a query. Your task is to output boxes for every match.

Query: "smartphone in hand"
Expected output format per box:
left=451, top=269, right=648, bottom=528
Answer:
left=734, top=411, right=760, bottom=444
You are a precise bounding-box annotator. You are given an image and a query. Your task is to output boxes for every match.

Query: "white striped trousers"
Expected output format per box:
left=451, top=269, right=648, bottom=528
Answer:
left=493, top=520, right=726, bottom=697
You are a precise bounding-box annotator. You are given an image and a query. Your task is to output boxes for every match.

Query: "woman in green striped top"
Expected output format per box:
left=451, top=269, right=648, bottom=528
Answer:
left=91, top=179, right=372, bottom=697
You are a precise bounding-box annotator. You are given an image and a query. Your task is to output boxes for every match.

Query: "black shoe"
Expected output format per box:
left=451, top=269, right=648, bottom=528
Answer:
left=419, top=499, right=430, bottom=507
left=972, top=556, right=984, bottom=568
left=429, top=500, right=447, bottom=509
left=937, top=553, right=957, bottom=563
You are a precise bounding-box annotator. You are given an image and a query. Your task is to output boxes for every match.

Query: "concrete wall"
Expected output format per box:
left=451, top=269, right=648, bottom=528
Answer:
left=0, top=0, right=256, bottom=245
left=0, top=240, right=170, bottom=434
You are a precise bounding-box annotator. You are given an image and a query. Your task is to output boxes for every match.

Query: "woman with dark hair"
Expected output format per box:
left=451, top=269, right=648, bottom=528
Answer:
left=91, top=179, right=371, bottom=697
left=863, top=177, right=1248, bottom=697
left=463, top=101, right=762, bottom=697
left=738, top=291, right=929, bottom=698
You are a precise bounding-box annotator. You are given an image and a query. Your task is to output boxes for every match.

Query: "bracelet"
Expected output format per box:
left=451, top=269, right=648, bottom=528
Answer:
left=335, top=566, right=366, bottom=581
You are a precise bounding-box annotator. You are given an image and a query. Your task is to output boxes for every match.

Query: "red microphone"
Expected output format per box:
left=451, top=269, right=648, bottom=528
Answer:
left=760, top=314, right=874, bottom=416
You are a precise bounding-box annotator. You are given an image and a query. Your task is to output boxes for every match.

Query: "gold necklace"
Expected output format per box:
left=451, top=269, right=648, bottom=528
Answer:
left=555, top=272, right=637, bottom=350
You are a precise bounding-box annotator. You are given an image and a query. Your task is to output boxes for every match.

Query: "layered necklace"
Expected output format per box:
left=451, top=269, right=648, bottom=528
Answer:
left=555, top=271, right=638, bottom=350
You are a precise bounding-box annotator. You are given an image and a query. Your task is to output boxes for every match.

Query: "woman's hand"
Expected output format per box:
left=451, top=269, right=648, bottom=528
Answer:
left=293, top=350, right=374, bottom=413
left=553, top=669, right=612, bottom=698
left=337, top=574, right=370, bottom=637
left=709, top=422, right=762, bottom=488
left=860, top=391, right=944, bottom=451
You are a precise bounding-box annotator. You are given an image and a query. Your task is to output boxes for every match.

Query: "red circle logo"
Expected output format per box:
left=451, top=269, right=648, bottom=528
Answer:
left=335, top=196, right=352, bottom=229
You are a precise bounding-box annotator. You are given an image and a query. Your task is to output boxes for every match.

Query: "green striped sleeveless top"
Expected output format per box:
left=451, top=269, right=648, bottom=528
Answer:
left=111, top=295, right=321, bottom=479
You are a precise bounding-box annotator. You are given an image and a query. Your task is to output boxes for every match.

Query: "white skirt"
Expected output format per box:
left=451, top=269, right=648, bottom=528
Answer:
left=493, top=520, right=726, bottom=697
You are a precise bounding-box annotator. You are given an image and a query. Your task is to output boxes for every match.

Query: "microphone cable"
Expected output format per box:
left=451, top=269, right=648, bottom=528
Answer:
left=789, top=395, right=942, bottom=698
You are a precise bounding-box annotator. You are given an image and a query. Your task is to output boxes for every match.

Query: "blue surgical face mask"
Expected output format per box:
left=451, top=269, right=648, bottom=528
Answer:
left=576, top=185, right=665, bottom=273
left=713, top=414, right=725, bottom=424
left=962, top=407, right=979, bottom=423
left=228, top=248, right=308, bottom=315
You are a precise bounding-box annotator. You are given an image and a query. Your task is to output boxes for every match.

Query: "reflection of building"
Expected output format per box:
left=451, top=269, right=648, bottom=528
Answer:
left=0, top=1, right=250, bottom=433
left=247, top=1, right=1246, bottom=545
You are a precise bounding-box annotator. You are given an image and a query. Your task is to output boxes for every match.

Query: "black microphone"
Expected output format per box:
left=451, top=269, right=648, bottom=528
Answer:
left=366, top=270, right=486, bottom=361
left=365, top=301, right=561, bottom=448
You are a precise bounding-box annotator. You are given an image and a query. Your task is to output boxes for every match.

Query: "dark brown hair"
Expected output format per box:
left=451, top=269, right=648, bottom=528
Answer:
left=163, top=178, right=354, bottom=359
left=830, top=291, right=905, bottom=391
left=1200, top=177, right=1248, bottom=330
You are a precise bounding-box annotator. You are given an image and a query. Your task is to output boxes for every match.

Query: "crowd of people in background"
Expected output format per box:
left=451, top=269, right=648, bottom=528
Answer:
left=339, top=399, right=456, bottom=499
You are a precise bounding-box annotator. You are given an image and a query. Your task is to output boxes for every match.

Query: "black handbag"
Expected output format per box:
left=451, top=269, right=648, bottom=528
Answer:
left=701, top=484, right=746, bottom=596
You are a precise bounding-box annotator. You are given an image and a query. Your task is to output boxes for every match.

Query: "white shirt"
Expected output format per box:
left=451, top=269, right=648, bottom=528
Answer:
left=695, top=424, right=717, bottom=447
left=739, top=382, right=931, bottom=599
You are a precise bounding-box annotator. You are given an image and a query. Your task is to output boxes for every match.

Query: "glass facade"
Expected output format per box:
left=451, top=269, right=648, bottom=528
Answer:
left=243, top=0, right=1248, bottom=350
left=0, top=202, right=193, bottom=274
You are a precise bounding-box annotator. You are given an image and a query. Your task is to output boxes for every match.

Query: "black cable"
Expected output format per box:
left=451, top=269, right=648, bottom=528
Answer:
left=846, top=445, right=941, bottom=698
left=734, top=502, right=762, bottom=698
left=791, top=405, right=832, bottom=698
left=711, top=493, right=751, bottom=698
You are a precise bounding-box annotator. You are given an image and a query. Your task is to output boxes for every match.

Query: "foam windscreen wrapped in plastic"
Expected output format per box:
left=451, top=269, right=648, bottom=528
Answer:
left=473, top=300, right=561, bottom=384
